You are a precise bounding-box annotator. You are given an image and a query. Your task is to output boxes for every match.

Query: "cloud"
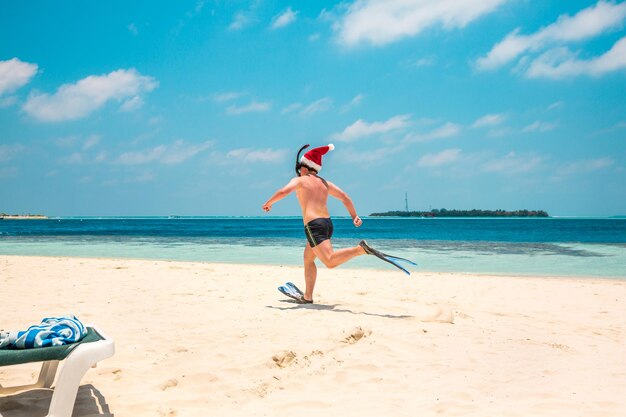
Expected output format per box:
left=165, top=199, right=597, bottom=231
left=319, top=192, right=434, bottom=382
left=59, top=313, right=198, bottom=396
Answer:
left=282, top=98, right=333, bottom=116
left=526, top=37, right=626, bottom=79
left=472, top=113, right=506, bottom=128
left=226, top=148, right=288, bottom=163
left=117, top=140, right=213, bottom=165
left=299, top=97, right=332, bottom=115
left=281, top=102, right=303, bottom=114
left=230, top=11, right=253, bottom=31
left=332, top=114, right=411, bottom=141
left=556, top=157, right=614, bottom=177
left=213, top=91, right=244, bottom=102
left=0, top=96, right=18, bottom=108
left=417, top=148, right=462, bottom=167
left=226, top=100, right=271, bottom=115
left=271, top=7, right=298, bottom=29
left=0, top=144, right=25, bottom=162
left=23, top=68, right=157, bottom=122
left=482, top=152, right=543, bottom=174
left=334, top=0, right=507, bottom=47
left=0, top=58, right=38, bottom=95
left=120, top=95, right=144, bottom=112
left=414, top=57, right=435, bottom=67
left=522, top=120, right=558, bottom=132
left=340, top=94, right=365, bottom=113
left=404, top=122, right=461, bottom=143
left=477, top=1, right=626, bottom=70
left=82, top=134, right=101, bottom=150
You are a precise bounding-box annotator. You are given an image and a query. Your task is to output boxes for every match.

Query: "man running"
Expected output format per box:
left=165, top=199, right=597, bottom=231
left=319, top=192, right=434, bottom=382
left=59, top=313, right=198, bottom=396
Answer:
left=263, top=144, right=403, bottom=304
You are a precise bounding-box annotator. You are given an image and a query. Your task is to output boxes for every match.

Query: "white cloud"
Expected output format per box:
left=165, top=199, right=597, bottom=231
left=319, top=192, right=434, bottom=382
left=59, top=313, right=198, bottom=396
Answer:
left=117, top=140, right=213, bottom=165
left=526, top=37, right=626, bottom=79
left=522, top=120, right=558, bottom=132
left=230, top=11, right=253, bottom=31
left=23, top=68, right=157, bottom=122
left=556, top=157, right=614, bottom=177
left=120, top=95, right=144, bottom=112
left=414, top=57, right=435, bottom=67
left=281, top=102, right=303, bottom=114
left=477, top=1, right=626, bottom=70
left=271, top=7, right=298, bottom=29
left=417, top=148, right=462, bottom=167
left=404, top=122, right=461, bottom=142
left=282, top=98, right=332, bottom=116
left=548, top=101, right=564, bottom=110
left=213, top=91, right=244, bottom=102
left=482, top=152, right=543, bottom=174
left=0, top=144, right=25, bottom=162
left=340, top=93, right=365, bottom=113
left=0, top=58, right=38, bottom=95
left=227, top=148, right=288, bottom=163
left=332, top=114, right=411, bottom=141
left=226, top=100, right=271, bottom=115
left=0, top=96, right=18, bottom=108
left=338, top=146, right=401, bottom=164
left=335, top=0, right=507, bottom=47
left=83, top=134, right=101, bottom=150
left=472, top=113, right=506, bottom=128
left=299, top=97, right=332, bottom=116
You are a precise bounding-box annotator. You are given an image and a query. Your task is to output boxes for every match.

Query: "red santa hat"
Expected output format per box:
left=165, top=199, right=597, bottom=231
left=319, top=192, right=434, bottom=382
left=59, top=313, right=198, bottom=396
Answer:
left=300, top=144, right=334, bottom=172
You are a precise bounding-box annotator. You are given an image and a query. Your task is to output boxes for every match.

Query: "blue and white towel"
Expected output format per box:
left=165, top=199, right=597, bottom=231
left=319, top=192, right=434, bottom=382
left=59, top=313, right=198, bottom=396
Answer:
left=0, top=315, right=87, bottom=349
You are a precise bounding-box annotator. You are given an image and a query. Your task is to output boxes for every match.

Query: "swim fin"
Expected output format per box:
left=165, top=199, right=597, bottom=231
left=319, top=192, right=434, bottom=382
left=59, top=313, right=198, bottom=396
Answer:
left=359, top=240, right=416, bottom=275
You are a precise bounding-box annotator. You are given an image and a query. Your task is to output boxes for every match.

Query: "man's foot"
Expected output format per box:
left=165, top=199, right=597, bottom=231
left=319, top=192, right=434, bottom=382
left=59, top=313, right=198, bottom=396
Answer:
left=359, top=240, right=377, bottom=256
left=296, top=295, right=314, bottom=304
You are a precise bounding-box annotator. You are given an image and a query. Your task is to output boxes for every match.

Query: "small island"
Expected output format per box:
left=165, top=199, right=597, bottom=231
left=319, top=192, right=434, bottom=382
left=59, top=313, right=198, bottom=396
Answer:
left=0, top=213, right=48, bottom=220
left=370, top=209, right=549, bottom=218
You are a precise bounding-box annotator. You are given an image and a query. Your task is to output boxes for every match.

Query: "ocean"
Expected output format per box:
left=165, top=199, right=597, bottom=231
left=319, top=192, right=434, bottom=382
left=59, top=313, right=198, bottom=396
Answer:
left=1, top=217, right=625, bottom=279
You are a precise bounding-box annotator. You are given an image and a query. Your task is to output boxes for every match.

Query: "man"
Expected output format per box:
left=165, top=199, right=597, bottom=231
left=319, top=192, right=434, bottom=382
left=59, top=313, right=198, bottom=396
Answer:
left=262, top=144, right=380, bottom=304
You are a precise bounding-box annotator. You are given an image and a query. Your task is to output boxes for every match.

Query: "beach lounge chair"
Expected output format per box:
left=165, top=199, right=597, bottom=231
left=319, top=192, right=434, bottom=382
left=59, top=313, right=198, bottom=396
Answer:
left=0, top=326, right=114, bottom=417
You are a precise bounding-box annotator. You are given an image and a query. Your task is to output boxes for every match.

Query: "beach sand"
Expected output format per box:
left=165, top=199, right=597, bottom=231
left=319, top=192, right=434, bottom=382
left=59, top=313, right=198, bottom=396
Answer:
left=1, top=255, right=625, bottom=417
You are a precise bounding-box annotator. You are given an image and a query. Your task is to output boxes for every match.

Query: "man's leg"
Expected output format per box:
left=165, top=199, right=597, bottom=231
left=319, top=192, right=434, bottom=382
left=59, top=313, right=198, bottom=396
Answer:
left=303, top=243, right=317, bottom=301
left=312, top=239, right=365, bottom=269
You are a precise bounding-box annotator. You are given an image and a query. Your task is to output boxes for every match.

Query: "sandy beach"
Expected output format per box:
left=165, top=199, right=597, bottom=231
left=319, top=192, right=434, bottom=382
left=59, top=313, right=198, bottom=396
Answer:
left=1, top=255, right=625, bottom=417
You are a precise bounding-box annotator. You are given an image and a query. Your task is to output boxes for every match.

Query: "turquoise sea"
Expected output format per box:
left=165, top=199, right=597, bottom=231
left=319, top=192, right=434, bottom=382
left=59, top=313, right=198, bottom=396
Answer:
left=0, top=217, right=625, bottom=279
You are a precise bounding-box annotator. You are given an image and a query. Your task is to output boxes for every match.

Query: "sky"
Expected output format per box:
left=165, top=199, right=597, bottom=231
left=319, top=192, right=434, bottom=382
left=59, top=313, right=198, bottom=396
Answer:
left=1, top=0, right=626, bottom=217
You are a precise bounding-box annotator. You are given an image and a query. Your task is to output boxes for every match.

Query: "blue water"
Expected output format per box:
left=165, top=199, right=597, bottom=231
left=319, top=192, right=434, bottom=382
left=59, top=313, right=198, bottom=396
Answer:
left=1, top=217, right=625, bottom=278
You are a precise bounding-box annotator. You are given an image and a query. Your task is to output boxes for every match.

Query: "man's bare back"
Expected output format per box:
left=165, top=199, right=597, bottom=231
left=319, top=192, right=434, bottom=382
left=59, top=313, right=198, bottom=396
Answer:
left=295, top=174, right=331, bottom=224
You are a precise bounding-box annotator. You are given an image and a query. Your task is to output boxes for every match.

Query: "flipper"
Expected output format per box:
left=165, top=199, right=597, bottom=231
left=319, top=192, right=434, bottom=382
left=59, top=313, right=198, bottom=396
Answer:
left=285, top=282, right=304, bottom=296
left=278, top=284, right=313, bottom=304
left=359, top=240, right=415, bottom=275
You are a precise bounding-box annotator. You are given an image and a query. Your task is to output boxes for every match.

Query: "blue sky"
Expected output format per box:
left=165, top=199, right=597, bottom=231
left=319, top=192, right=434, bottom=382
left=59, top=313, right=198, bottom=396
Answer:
left=1, top=0, right=626, bottom=217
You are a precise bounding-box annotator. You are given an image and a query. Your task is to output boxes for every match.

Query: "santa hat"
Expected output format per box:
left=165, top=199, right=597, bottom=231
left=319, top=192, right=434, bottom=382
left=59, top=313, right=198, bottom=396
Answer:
left=300, top=144, right=334, bottom=172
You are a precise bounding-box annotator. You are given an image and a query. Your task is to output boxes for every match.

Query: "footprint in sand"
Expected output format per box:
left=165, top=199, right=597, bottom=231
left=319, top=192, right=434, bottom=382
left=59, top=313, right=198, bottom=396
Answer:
left=343, top=326, right=372, bottom=344
left=159, top=378, right=179, bottom=391
left=272, top=350, right=297, bottom=368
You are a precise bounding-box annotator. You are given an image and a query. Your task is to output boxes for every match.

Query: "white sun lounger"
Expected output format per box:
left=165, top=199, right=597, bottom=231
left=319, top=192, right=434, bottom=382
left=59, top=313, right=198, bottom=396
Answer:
left=0, top=326, right=114, bottom=417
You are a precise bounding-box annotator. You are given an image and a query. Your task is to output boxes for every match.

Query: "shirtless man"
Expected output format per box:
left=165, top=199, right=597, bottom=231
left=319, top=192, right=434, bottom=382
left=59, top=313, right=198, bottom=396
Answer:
left=262, top=144, right=368, bottom=303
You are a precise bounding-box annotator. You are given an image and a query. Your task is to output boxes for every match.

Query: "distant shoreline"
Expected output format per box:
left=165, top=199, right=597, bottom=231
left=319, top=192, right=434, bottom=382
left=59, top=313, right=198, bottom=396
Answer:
left=0, top=214, right=48, bottom=220
left=370, top=209, right=549, bottom=218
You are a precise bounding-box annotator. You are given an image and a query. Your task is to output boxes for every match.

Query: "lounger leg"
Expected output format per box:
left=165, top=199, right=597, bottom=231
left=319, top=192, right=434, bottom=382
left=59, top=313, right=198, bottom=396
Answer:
left=46, top=357, right=96, bottom=417
left=37, top=360, right=59, bottom=388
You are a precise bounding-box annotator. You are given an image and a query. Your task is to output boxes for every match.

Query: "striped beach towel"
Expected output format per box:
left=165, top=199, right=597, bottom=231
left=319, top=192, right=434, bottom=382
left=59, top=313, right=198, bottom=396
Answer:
left=0, top=315, right=87, bottom=349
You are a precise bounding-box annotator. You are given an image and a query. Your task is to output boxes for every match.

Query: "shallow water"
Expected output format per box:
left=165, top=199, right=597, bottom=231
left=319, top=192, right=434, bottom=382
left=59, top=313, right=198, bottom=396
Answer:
left=1, top=217, right=624, bottom=278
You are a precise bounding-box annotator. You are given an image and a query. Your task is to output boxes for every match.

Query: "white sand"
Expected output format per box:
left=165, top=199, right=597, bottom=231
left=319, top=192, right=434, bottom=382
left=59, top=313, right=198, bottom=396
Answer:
left=1, top=255, right=625, bottom=417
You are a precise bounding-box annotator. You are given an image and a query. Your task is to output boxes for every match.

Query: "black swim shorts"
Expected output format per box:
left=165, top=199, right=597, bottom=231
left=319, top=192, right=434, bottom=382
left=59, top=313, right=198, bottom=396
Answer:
left=304, top=217, right=334, bottom=247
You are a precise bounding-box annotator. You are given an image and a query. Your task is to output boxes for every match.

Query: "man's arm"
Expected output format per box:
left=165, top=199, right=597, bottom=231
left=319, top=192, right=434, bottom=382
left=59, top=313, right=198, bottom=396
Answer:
left=328, top=182, right=362, bottom=227
left=262, top=177, right=299, bottom=212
